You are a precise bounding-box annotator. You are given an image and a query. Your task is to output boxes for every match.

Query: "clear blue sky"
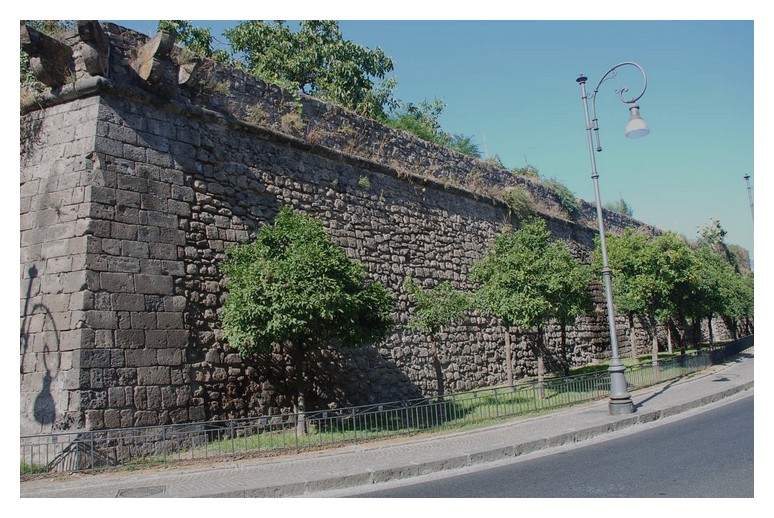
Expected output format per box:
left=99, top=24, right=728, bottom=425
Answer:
left=106, top=18, right=756, bottom=262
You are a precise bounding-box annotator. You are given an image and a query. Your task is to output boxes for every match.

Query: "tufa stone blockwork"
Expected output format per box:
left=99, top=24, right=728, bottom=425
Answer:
left=20, top=22, right=742, bottom=434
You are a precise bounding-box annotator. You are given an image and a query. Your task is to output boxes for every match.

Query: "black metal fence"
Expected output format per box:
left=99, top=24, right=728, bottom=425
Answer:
left=20, top=337, right=752, bottom=474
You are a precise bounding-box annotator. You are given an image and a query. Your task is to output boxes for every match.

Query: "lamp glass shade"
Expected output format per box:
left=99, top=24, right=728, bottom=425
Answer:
left=625, top=105, right=649, bottom=138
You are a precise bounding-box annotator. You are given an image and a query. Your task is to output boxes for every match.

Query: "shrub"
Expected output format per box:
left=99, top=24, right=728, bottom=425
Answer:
left=501, top=187, right=534, bottom=220
left=543, top=178, right=580, bottom=218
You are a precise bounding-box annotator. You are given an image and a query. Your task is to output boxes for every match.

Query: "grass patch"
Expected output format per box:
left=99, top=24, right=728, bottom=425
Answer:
left=20, top=461, right=48, bottom=475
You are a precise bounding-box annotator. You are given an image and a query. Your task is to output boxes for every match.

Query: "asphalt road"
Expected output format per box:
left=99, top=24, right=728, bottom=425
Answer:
left=349, top=394, right=754, bottom=498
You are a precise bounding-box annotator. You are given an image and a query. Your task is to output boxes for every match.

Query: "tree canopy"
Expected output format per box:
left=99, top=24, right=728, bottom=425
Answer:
left=220, top=207, right=394, bottom=428
left=404, top=278, right=470, bottom=335
left=473, top=218, right=592, bottom=384
left=221, top=207, right=394, bottom=355
left=224, top=20, right=396, bottom=119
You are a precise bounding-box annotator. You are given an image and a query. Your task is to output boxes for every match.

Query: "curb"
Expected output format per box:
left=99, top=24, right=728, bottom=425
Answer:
left=198, top=378, right=754, bottom=498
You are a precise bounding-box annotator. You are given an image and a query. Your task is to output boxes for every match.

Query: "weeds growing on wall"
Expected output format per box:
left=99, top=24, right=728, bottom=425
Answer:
left=501, top=187, right=535, bottom=221
left=543, top=178, right=580, bottom=218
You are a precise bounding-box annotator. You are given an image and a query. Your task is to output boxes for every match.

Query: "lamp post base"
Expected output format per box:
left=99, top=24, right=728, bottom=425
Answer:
left=608, top=360, right=635, bottom=415
left=608, top=397, right=635, bottom=415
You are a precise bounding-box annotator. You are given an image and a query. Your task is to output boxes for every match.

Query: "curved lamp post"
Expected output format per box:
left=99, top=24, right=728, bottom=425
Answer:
left=576, top=62, right=649, bottom=415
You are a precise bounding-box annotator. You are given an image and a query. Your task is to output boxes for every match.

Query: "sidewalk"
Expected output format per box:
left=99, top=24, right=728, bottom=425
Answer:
left=20, top=349, right=754, bottom=498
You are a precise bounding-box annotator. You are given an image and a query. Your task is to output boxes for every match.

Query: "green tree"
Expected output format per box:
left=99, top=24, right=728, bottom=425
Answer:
left=158, top=20, right=231, bottom=62
left=220, top=207, right=394, bottom=432
left=404, top=278, right=470, bottom=399
left=720, top=270, right=754, bottom=339
left=445, top=134, right=481, bottom=158
left=224, top=20, right=396, bottom=119
left=511, top=164, right=540, bottom=179
left=473, top=218, right=590, bottom=393
left=651, top=233, right=696, bottom=356
left=603, top=197, right=634, bottom=217
left=686, top=246, right=735, bottom=348
left=385, top=98, right=446, bottom=142
left=601, top=231, right=695, bottom=365
left=546, top=245, right=594, bottom=375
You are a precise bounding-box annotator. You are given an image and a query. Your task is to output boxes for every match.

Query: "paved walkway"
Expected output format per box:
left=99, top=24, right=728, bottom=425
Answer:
left=21, top=350, right=754, bottom=498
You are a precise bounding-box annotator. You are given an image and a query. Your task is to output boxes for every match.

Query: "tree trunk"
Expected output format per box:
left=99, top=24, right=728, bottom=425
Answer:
left=666, top=320, right=673, bottom=355
left=693, top=318, right=702, bottom=354
left=707, top=314, right=715, bottom=347
left=648, top=313, right=659, bottom=366
left=430, top=333, right=447, bottom=422
left=627, top=314, right=639, bottom=361
left=504, top=326, right=514, bottom=388
left=560, top=320, right=570, bottom=376
left=430, top=333, right=445, bottom=399
left=292, top=344, right=307, bottom=435
left=536, top=327, right=546, bottom=400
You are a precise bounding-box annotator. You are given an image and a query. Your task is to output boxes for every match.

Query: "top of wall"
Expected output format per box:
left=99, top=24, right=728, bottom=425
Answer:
left=21, top=21, right=661, bottom=240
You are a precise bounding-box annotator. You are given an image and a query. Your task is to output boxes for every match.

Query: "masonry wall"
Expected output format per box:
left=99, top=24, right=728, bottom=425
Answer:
left=20, top=23, right=741, bottom=434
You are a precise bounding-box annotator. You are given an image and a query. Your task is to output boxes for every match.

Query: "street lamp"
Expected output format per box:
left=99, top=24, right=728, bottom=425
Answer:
left=743, top=174, right=753, bottom=223
left=576, top=62, right=649, bottom=415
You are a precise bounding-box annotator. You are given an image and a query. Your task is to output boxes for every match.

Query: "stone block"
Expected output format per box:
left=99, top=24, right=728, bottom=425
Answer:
left=137, top=225, right=160, bottom=243
left=171, top=185, right=195, bottom=202
left=149, top=243, right=177, bottom=260
left=134, top=411, right=157, bottom=427
left=87, top=185, right=116, bottom=205
left=64, top=270, right=99, bottom=293
left=161, top=386, right=176, bottom=409
left=130, top=312, right=157, bottom=330
left=155, top=312, right=183, bottom=330
left=117, top=175, right=148, bottom=193
left=114, top=205, right=140, bottom=224
left=111, top=293, right=145, bottom=311
left=107, top=256, right=141, bottom=273
left=138, top=366, right=170, bottom=385
left=122, top=240, right=150, bottom=258
left=157, top=348, right=182, bottom=366
left=116, top=189, right=142, bottom=208
left=169, top=408, right=189, bottom=423
left=116, top=368, right=137, bottom=385
left=134, top=274, right=173, bottom=295
left=125, top=349, right=157, bottom=367
left=85, top=410, right=104, bottom=429
left=147, top=386, right=162, bottom=409
left=100, top=272, right=134, bottom=293
left=141, top=210, right=177, bottom=229
left=140, top=193, right=166, bottom=211
left=103, top=409, right=122, bottom=429
left=163, top=295, right=187, bottom=312
left=80, top=349, right=112, bottom=368
left=122, top=143, right=147, bottom=162
left=165, top=330, right=189, bottom=349
left=144, top=329, right=168, bottom=348
left=114, top=329, right=145, bottom=348
left=110, top=222, right=139, bottom=240
left=189, top=405, right=205, bottom=422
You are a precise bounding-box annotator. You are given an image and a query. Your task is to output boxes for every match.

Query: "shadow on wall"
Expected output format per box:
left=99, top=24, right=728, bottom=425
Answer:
left=20, top=265, right=60, bottom=426
left=95, top=94, right=426, bottom=420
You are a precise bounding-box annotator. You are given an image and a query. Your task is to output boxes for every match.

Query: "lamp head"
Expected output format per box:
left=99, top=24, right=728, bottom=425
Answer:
left=625, top=104, right=649, bottom=138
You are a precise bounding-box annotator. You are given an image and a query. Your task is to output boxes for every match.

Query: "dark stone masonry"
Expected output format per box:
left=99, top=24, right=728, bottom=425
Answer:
left=20, top=22, right=740, bottom=435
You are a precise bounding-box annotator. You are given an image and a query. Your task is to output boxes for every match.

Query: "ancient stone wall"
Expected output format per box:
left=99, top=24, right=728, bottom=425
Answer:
left=20, top=22, right=740, bottom=434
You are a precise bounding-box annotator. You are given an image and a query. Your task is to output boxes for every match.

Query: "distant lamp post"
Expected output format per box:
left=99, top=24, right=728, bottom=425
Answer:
left=744, top=174, right=753, bottom=223
left=576, top=62, right=650, bottom=415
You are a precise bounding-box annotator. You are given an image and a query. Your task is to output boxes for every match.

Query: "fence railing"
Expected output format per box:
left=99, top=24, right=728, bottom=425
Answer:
left=20, top=337, right=752, bottom=475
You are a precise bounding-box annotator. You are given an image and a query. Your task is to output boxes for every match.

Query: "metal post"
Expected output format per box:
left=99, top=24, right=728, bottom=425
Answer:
left=744, top=174, right=753, bottom=222
left=576, top=67, right=643, bottom=415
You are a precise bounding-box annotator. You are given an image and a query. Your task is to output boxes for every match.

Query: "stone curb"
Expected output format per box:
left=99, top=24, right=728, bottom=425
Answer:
left=196, top=378, right=754, bottom=498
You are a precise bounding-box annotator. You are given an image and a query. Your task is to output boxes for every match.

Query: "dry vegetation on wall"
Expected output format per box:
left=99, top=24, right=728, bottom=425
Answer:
left=21, top=21, right=744, bottom=434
